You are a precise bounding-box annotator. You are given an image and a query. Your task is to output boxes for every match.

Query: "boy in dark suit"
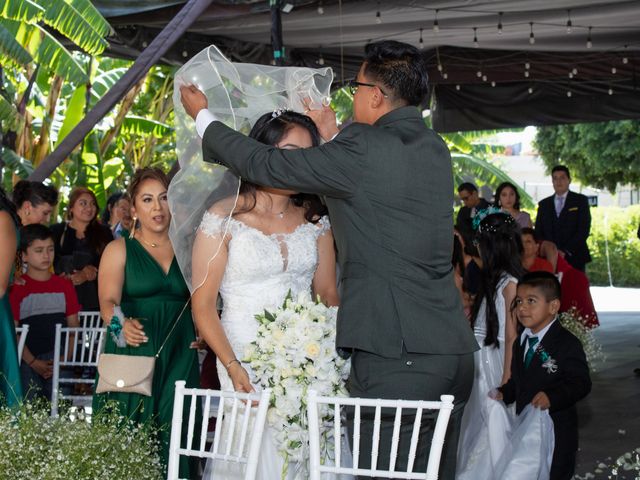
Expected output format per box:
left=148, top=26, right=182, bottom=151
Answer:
left=497, top=271, right=591, bottom=480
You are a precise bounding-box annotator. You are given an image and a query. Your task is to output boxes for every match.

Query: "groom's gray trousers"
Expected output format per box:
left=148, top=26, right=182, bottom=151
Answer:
left=347, top=346, right=474, bottom=480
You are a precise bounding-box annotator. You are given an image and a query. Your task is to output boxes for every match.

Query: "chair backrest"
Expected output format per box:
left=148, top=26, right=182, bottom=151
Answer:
left=78, top=311, right=102, bottom=329
left=15, top=324, right=29, bottom=365
left=306, top=391, right=455, bottom=480
left=51, top=324, right=106, bottom=417
left=167, top=381, right=271, bottom=480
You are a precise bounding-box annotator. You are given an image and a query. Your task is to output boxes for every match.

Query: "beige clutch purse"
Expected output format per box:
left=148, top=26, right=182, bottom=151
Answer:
left=96, top=354, right=156, bottom=396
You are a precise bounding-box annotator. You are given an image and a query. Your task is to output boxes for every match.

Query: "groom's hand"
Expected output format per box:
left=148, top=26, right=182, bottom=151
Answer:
left=303, top=99, right=339, bottom=142
left=180, top=85, right=208, bottom=120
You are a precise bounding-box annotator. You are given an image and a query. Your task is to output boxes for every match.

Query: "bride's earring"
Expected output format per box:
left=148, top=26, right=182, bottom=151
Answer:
left=129, top=217, right=137, bottom=239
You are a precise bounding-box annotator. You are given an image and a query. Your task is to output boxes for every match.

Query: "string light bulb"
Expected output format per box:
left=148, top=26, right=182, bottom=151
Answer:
left=443, top=72, right=448, bottom=79
left=437, top=62, right=443, bottom=72
left=473, top=27, right=479, bottom=48
left=608, top=87, right=613, bottom=95
left=476, top=69, right=482, bottom=77
left=482, top=75, right=487, bottom=81
left=528, top=86, right=533, bottom=94
left=612, top=66, right=617, bottom=74
left=567, top=90, right=572, bottom=97
left=529, top=23, right=535, bottom=45
left=524, top=71, right=530, bottom=78
left=419, top=28, right=424, bottom=49
left=491, top=81, right=496, bottom=87
left=317, top=1, right=324, bottom=15
left=572, top=68, right=578, bottom=75
left=497, top=12, right=503, bottom=35
left=568, top=72, right=573, bottom=79
left=622, top=56, right=629, bottom=64
left=566, top=10, right=572, bottom=34
left=182, top=49, right=188, bottom=58
left=525, top=62, right=530, bottom=70
left=318, top=52, right=325, bottom=65
left=433, top=9, right=439, bottom=33
left=586, top=27, right=592, bottom=48
left=456, top=84, right=461, bottom=90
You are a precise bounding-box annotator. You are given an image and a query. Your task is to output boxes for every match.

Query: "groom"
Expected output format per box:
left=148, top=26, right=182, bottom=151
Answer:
left=181, top=40, right=477, bottom=478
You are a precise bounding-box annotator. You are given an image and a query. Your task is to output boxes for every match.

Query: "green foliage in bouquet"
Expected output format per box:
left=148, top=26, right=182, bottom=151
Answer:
left=558, top=307, right=605, bottom=371
left=0, top=400, right=163, bottom=480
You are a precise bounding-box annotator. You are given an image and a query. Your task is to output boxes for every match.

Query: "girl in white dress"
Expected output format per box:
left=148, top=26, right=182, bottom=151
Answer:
left=456, top=211, right=524, bottom=478
left=192, top=111, right=342, bottom=479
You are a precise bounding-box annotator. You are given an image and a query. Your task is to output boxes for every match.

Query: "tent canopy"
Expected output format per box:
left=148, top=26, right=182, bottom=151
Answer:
left=94, top=1, right=640, bottom=131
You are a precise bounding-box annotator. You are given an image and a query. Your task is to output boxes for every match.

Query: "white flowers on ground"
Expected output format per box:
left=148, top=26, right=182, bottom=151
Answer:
left=243, top=291, right=350, bottom=478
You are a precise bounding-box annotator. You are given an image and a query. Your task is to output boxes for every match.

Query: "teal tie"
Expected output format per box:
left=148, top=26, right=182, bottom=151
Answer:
left=524, top=336, right=539, bottom=368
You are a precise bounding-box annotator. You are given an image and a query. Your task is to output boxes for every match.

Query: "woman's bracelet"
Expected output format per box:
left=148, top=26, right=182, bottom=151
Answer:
left=225, top=358, right=241, bottom=370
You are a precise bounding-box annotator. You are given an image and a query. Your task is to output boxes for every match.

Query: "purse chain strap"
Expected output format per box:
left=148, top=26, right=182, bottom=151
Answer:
left=154, top=299, right=191, bottom=358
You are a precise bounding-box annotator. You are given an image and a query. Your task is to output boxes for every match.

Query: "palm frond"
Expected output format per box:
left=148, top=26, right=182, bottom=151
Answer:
left=0, top=94, right=20, bottom=130
left=34, top=0, right=108, bottom=55
left=0, top=0, right=44, bottom=23
left=121, top=116, right=174, bottom=138
left=91, top=67, right=128, bottom=102
left=1, top=147, right=34, bottom=178
left=1, top=18, right=88, bottom=84
left=65, top=0, right=111, bottom=38
left=0, top=22, right=33, bottom=67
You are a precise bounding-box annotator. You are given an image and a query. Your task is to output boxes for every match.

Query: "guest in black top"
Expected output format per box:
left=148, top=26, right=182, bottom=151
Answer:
left=51, top=187, right=112, bottom=310
left=455, top=182, right=490, bottom=251
left=535, top=166, right=591, bottom=271
left=498, top=272, right=591, bottom=480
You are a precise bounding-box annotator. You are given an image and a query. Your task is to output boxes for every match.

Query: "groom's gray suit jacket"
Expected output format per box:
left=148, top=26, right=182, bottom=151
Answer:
left=202, top=106, right=478, bottom=359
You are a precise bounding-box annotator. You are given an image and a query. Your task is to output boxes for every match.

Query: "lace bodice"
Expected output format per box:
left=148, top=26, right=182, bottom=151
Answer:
left=198, top=211, right=331, bottom=390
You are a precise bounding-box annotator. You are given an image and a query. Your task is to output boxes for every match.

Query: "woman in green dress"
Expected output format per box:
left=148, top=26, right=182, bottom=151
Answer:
left=0, top=186, right=23, bottom=406
left=94, top=168, right=200, bottom=476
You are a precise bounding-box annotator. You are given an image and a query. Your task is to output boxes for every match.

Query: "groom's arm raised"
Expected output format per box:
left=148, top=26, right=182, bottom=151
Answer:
left=181, top=85, right=358, bottom=198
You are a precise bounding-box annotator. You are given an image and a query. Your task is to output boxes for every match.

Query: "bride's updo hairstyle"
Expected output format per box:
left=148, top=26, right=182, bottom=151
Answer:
left=471, top=211, right=525, bottom=348
left=234, top=110, right=327, bottom=223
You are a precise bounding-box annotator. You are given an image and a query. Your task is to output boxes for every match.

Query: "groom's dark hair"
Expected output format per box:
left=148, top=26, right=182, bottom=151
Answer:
left=363, top=40, right=429, bottom=107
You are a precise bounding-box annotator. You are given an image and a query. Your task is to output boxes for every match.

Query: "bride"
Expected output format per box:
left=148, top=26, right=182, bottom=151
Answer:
left=190, top=110, right=340, bottom=479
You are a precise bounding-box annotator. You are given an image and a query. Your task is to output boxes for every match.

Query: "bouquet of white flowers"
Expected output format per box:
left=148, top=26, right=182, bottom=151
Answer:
left=559, top=307, right=605, bottom=370
left=243, top=291, right=350, bottom=478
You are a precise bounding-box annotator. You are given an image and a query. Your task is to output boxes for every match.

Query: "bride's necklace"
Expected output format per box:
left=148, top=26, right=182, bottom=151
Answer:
left=267, top=199, right=292, bottom=219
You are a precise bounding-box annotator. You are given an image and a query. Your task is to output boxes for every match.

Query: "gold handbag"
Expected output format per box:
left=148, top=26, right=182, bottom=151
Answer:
left=96, top=354, right=156, bottom=396
left=95, top=301, right=190, bottom=397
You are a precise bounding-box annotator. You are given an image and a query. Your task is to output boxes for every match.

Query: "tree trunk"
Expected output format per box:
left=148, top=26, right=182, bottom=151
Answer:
left=32, top=75, right=64, bottom=167
left=99, top=79, right=144, bottom=157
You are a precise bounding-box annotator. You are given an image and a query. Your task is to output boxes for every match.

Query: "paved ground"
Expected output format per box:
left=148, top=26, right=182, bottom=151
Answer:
left=573, top=288, right=640, bottom=479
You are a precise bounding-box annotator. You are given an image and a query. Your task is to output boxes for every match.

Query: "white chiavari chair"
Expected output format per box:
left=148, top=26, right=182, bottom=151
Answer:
left=307, top=390, right=455, bottom=480
left=15, top=324, right=29, bottom=364
left=51, top=324, right=106, bottom=417
left=167, top=380, right=271, bottom=480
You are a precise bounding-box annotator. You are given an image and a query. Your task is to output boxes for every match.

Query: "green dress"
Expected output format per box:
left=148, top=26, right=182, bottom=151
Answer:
left=93, top=237, right=200, bottom=476
left=0, top=212, right=22, bottom=406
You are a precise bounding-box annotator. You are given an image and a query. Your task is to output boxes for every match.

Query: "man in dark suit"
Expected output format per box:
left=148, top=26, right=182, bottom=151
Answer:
left=455, top=182, right=490, bottom=248
left=181, top=40, right=478, bottom=478
left=535, top=166, right=592, bottom=271
left=498, top=272, right=591, bottom=480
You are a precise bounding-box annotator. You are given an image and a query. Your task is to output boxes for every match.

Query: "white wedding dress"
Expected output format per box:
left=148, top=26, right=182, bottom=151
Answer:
left=199, top=211, right=352, bottom=480
left=456, top=274, right=554, bottom=480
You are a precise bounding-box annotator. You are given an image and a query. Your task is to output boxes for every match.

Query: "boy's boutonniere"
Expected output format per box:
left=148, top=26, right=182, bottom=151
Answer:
left=535, top=344, right=558, bottom=374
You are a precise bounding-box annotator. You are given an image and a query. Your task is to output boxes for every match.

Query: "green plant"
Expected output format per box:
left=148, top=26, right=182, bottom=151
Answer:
left=586, top=205, right=640, bottom=287
left=0, top=400, right=163, bottom=479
